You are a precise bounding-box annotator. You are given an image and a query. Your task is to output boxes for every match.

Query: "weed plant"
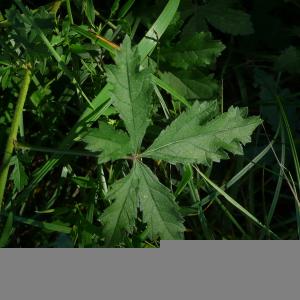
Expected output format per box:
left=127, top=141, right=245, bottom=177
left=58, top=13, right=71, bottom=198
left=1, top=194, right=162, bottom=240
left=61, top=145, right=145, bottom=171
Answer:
left=0, top=0, right=300, bottom=247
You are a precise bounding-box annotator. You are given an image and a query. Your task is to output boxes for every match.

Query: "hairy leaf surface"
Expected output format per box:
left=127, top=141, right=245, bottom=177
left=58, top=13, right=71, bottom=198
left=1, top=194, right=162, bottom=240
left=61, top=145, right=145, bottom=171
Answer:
left=143, top=101, right=262, bottom=165
left=101, top=162, right=185, bottom=245
left=135, top=162, right=185, bottom=240
left=82, top=122, right=131, bottom=163
left=101, top=168, right=139, bottom=246
left=106, top=36, right=153, bottom=152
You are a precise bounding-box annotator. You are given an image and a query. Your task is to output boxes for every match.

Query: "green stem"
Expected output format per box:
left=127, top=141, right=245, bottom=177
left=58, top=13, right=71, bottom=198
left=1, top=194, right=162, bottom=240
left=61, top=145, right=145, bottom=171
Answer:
left=15, top=141, right=98, bottom=157
left=65, top=0, right=74, bottom=25
left=0, top=68, right=31, bottom=209
left=50, top=1, right=62, bottom=15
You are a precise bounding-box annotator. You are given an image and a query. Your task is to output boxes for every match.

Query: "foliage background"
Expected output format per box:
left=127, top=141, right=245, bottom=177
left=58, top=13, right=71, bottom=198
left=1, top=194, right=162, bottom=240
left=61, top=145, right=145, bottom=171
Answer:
left=0, top=0, right=300, bottom=247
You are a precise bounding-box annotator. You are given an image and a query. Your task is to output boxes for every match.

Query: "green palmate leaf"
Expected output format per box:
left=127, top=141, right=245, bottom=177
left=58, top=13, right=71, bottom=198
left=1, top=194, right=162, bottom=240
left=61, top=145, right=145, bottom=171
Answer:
left=161, top=32, right=225, bottom=70
left=81, top=122, right=131, bottom=163
left=106, top=36, right=153, bottom=152
left=135, top=161, right=185, bottom=240
left=142, top=101, right=262, bottom=165
left=201, top=0, right=254, bottom=35
left=101, top=167, right=139, bottom=246
left=15, top=0, right=181, bottom=203
left=100, top=162, right=185, bottom=245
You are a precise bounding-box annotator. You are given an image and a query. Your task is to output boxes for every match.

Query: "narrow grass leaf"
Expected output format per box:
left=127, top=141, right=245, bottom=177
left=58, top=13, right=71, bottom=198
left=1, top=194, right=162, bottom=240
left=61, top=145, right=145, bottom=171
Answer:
left=0, top=212, right=14, bottom=247
left=194, top=166, right=279, bottom=239
left=160, top=71, right=219, bottom=100
left=152, top=75, right=190, bottom=107
left=10, top=215, right=72, bottom=234
left=137, top=0, right=180, bottom=60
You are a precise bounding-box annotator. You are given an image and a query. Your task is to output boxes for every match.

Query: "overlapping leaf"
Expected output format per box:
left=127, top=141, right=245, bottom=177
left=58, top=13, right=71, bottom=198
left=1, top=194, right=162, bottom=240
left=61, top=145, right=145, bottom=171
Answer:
left=201, top=0, right=254, bottom=36
left=142, top=101, right=262, bottom=165
left=160, top=71, right=218, bottom=100
left=161, top=32, right=225, bottom=70
left=81, top=122, right=131, bottom=163
left=180, top=0, right=254, bottom=37
left=105, top=36, right=153, bottom=152
left=275, top=46, right=300, bottom=74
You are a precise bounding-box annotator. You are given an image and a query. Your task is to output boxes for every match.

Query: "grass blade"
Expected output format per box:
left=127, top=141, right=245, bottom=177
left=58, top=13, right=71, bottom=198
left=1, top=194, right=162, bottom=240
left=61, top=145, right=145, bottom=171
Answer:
left=276, top=97, right=300, bottom=238
left=194, top=165, right=279, bottom=239
left=12, top=215, right=72, bottom=234
left=0, top=212, right=14, bottom=247
left=137, top=0, right=180, bottom=60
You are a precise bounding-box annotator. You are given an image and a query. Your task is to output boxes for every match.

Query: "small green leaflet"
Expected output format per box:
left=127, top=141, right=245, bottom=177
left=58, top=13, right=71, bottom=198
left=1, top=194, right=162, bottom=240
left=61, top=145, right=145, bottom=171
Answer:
left=105, top=36, right=153, bottom=152
left=161, top=32, right=225, bottom=70
left=10, top=156, right=28, bottom=192
left=142, top=101, right=262, bottom=165
left=83, top=0, right=95, bottom=25
left=110, top=0, right=121, bottom=17
left=81, top=122, right=131, bottom=163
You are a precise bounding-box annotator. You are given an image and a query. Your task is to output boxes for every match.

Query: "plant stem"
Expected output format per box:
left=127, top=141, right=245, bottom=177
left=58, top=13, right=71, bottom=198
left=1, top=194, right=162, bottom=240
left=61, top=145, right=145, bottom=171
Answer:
left=50, top=1, right=62, bottom=15
left=65, top=0, right=74, bottom=25
left=14, top=141, right=98, bottom=157
left=0, top=68, right=31, bottom=209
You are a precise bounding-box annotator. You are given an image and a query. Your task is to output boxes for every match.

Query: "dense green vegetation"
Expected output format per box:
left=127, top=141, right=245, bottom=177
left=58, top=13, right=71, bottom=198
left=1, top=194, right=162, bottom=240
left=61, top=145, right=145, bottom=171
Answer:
left=0, top=0, right=300, bottom=247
